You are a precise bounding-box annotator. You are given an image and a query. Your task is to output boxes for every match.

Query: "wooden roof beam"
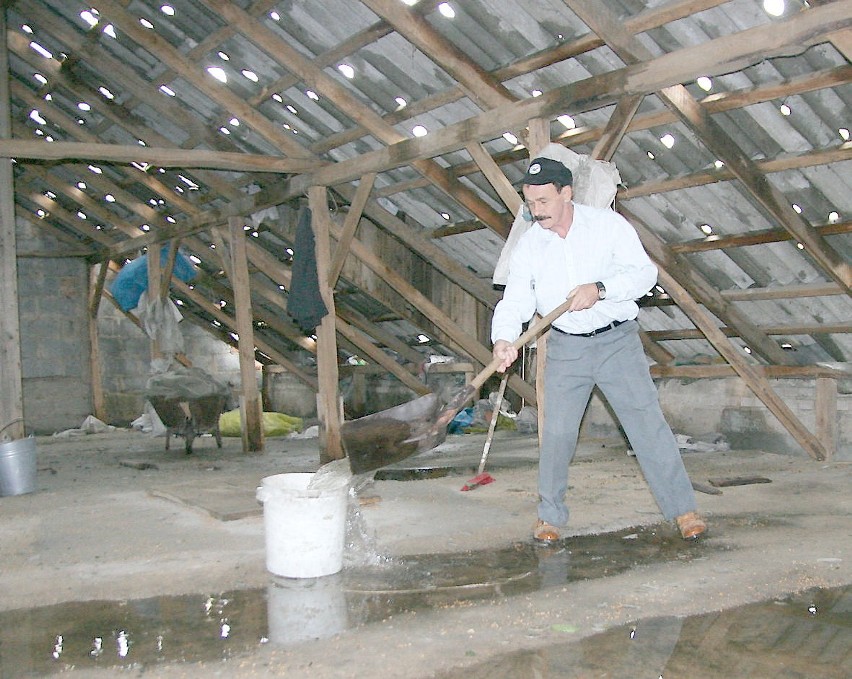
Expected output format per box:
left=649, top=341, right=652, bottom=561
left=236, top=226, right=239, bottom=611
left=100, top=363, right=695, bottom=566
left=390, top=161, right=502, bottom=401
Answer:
left=308, top=2, right=852, bottom=187
left=21, top=4, right=241, bottom=156
left=0, top=139, right=326, bottom=174
left=623, top=206, right=797, bottom=366
left=671, top=219, right=852, bottom=254
left=310, top=0, right=732, bottom=155
left=198, top=0, right=510, bottom=237
left=92, top=0, right=314, bottom=160
left=5, top=31, right=242, bottom=204
left=654, top=267, right=828, bottom=460
left=360, top=0, right=516, bottom=110
left=373, top=67, right=852, bottom=200
left=564, top=0, right=851, bottom=291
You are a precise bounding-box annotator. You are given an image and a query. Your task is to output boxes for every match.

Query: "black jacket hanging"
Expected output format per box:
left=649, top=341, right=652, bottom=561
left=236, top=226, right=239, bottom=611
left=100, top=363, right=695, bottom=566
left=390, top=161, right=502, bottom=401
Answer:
left=286, top=207, right=329, bottom=334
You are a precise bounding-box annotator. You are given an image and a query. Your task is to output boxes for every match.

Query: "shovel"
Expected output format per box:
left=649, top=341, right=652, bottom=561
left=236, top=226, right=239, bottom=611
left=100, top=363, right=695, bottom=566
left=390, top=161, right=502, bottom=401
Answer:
left=342, top=295, right=575, bottom=474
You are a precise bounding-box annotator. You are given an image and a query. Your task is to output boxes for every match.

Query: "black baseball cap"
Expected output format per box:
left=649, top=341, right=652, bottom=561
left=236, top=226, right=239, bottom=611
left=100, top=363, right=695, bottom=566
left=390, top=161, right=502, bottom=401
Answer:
left=520, top=157, right=573, bottom=186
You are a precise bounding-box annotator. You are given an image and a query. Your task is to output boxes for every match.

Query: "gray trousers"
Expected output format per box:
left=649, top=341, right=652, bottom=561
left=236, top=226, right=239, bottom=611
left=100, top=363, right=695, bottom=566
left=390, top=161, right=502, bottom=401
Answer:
left=538, top=320, right=696, bottom=526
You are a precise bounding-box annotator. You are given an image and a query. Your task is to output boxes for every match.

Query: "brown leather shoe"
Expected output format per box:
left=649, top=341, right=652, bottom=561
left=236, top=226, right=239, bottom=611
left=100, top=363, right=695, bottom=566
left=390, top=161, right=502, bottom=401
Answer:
left=676, top=511, right=706, bottom=540
left=534, top=519, right=560, bottom=544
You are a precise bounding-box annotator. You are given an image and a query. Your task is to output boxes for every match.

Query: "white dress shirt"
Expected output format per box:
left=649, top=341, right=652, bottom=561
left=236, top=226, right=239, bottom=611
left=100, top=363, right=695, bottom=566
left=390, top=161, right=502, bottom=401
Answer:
left=491, top=202, right=657, bottom=342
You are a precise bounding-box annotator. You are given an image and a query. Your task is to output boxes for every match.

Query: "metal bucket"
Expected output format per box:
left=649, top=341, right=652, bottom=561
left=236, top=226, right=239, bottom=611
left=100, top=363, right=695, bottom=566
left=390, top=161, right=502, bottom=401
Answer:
left=0, top=436, right=37, bottom=497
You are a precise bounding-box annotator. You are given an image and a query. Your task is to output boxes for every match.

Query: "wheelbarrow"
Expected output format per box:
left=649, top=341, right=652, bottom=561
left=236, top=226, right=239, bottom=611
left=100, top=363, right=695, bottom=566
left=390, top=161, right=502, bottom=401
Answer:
left=149, top=394, right=226, bottom=454
left=341, top=296, right=575, bottom=474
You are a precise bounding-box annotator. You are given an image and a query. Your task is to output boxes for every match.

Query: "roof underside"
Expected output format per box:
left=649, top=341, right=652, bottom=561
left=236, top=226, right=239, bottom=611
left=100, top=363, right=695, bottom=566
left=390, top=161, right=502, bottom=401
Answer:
left=6, top=0, right=852, bottom=372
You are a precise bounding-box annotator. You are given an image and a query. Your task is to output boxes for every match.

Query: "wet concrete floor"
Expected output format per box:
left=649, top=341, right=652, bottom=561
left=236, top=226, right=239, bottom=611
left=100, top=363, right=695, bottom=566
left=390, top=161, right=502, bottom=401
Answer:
left=434, top=585, right=851, bottom=679
left=1, top=519, right=847, bottom=677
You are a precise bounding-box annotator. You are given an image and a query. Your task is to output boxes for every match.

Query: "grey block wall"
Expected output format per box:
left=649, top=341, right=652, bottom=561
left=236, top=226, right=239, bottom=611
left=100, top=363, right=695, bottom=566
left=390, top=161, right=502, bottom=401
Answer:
left=580, top=377, right=851, bottom=460
left=16, top=217, right=93, bottom=434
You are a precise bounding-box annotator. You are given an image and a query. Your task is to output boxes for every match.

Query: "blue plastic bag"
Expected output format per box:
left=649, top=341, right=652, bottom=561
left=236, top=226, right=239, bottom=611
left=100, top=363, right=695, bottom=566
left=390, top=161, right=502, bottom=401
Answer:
left=448, top=407, right=475, bottom=434
left=110, top=247, right=196, bottom=311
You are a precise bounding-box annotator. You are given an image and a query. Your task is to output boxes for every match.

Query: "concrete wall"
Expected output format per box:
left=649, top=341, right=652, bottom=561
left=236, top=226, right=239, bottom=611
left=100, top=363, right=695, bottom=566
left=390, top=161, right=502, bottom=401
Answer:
left=16, top=217, right=93, bottom=434
left=580, top=377, right=851, bottom=460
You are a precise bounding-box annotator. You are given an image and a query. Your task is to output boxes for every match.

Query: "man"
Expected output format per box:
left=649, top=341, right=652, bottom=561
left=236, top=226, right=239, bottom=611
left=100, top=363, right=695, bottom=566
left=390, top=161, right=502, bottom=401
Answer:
left=491, top=157, right=705, bottom=543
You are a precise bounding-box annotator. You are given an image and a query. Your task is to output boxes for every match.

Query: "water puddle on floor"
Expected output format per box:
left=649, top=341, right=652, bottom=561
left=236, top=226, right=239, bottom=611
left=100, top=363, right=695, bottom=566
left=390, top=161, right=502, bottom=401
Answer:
left=434, top=585, right=852, bottom=679
left=0, top=520, right=836, bottom=677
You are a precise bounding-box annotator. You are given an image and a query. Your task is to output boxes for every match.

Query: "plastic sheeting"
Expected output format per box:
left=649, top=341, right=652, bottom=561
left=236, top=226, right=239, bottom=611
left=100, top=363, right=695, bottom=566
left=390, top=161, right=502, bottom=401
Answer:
left=493, top=143, right=622, bottom=285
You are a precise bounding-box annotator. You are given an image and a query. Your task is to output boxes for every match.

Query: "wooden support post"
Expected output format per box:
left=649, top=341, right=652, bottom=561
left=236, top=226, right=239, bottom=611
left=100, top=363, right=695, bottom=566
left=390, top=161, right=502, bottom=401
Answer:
left=159, top=238, right=181, bottom=299
left=0, top=8, right=25, bottom=440
left=88, top=262, right=109, bottom=422
left=815, top=377, right=837, bottom=461
left=146, top=246, right=163, bottom=360
left=228, top=216, right=264, bottom=453
left=308, top=187, right=344, bottom=463
left=329, top=172, right=375, bottom=287
left=526, top=118, right=550, bottom=446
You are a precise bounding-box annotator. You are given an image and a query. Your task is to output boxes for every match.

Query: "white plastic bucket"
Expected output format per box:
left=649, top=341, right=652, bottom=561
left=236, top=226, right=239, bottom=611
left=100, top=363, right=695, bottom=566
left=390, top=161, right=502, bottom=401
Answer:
left=0, top=436, right=37, bottom=497
left=257, top=472, right=349, bottom=578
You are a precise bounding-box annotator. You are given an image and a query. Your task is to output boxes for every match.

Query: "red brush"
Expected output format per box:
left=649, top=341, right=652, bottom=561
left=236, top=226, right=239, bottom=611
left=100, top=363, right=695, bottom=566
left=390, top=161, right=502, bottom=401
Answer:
left=461, top=472, right=495, bottom=491
left=460, top=372, right=509, bottom=492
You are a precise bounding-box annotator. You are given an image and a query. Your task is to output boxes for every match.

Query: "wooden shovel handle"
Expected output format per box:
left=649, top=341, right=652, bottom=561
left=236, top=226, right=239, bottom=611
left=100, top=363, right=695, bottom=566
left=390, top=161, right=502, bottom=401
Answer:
left=468, top=295, right=575, bottom=392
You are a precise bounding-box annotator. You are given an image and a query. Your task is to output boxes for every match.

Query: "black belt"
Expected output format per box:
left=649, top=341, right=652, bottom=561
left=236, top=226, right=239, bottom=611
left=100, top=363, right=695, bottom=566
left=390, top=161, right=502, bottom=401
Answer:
left=552, top=319, right=627, bottom=338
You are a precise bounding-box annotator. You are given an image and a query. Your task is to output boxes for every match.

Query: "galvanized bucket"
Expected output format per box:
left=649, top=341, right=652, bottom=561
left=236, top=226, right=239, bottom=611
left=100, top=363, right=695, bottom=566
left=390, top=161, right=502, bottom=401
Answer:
left=0, top=435, right=37, bottom=497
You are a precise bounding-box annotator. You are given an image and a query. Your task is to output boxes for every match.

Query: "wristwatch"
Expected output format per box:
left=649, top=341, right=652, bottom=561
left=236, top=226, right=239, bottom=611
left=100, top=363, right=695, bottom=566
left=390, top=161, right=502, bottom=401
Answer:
left=595, top=281, right=606, bottom=300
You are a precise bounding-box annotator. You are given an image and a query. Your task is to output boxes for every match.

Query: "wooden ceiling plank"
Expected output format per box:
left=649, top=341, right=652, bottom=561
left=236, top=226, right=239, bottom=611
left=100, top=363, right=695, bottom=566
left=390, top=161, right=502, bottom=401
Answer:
left=312, top=2, right=852, bottom=187
left=360, top=0, right=516, bottom=110
left=670, top=219, right=851, bottom=254
left=624, top=206, right=796, bottom=366
left=720, top=282, right=845, bottom=302
left=564, top=0, right=851, bottom=292
left=647, top=322, right=851, bottom=341
left=0, top=139, right=326, bottom=174
left=200, top=0, right=510, bottom=236
left=91, top=0, right=313, bottom=160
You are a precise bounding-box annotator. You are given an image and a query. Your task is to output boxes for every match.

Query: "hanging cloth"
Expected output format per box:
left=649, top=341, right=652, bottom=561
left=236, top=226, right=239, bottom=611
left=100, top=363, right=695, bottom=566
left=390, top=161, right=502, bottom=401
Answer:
left=286, top=207, right=329, bottom=333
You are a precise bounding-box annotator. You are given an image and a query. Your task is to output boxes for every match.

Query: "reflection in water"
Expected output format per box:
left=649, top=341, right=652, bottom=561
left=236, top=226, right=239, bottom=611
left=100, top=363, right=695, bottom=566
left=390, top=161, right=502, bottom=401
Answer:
left=3, top=521, right=843, bottom=677
left=435, top=586, right=852, bottom=679
left=267, top=574, right=348, bottom=645
left=0, top=524, right=701, bottom=675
